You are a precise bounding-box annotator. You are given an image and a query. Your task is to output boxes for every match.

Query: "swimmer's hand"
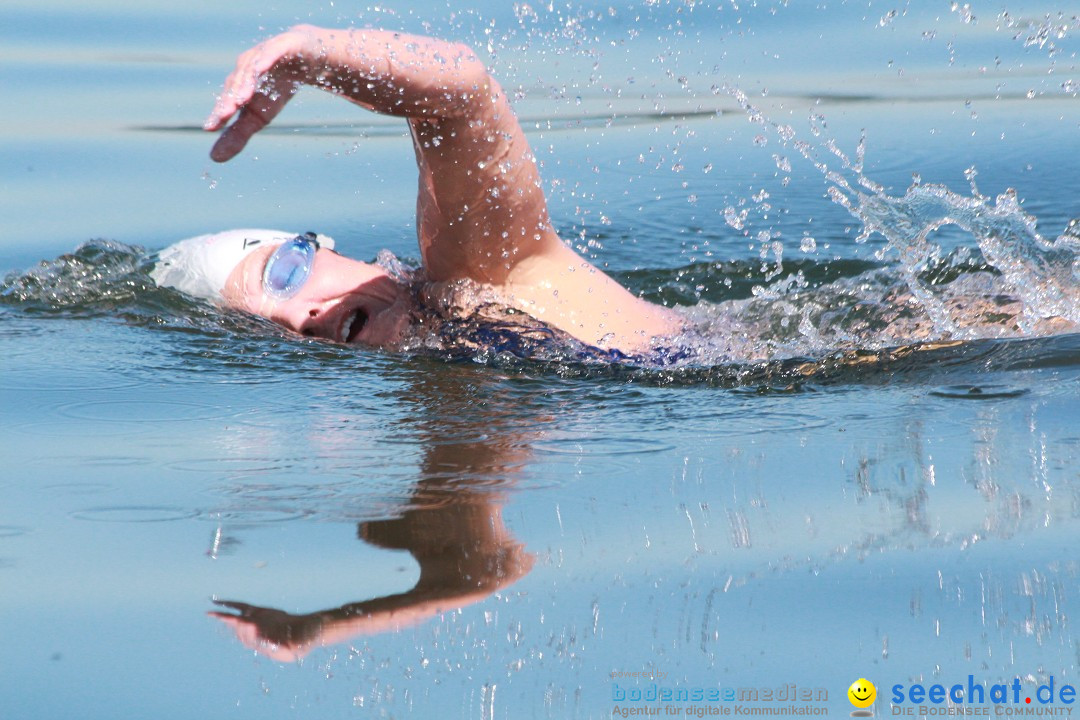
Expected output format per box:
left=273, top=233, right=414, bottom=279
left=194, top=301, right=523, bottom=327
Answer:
left=209, top=600, right=320, bottom=662
left=204, top=25, right=492, bottom=163
left=204, top=27, right=315, bottom=162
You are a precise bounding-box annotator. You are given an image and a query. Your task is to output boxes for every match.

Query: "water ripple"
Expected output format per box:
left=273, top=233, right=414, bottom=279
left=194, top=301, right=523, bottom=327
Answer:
left=11, top=419, right=152, bottom=439
left=71, top=506, right=199, bottom=523
left=929, top=385, right=1031, bottom=400
left=165, top=457, right=301, bottom=474
left=44, top=482, right=116, bottom=495
left=196, top=508, right=313, bottom=524
left=212, top=483, right=346, bottom=502
left=534, top=436, right=675, bottom=456
left=57, top=399, right=233, bottom=423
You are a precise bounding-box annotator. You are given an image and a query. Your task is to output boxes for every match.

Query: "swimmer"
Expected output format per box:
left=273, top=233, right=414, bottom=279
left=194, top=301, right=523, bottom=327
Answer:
left=151, top=25, right=680, bottom=355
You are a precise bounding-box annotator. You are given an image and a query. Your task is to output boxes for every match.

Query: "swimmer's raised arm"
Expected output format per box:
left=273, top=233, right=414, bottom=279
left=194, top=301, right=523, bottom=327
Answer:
left=204, top=26, right=492, bottom=159
left=204, top=25, right=560, bottom=285
left=204, top=26, right=679, bottom=349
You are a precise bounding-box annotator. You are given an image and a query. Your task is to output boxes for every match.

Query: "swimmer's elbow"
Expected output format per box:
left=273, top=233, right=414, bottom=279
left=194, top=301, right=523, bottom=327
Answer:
left=392, top=38, right=494, bottom=118
left=447, top=42, right=487, bottom=75
left=445, top=42, right=496, bottom=101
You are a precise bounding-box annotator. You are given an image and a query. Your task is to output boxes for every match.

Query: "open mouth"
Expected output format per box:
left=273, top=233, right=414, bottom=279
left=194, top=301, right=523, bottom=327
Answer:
left=341, top=307, right=369, bottom=343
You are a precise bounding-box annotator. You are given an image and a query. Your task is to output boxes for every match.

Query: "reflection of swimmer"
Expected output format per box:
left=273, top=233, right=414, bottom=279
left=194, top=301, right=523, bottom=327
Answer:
left=210, top=365, right=538, bottom=660
left=151, top=25, right=678, bottom=356
left=211, top=488, right=534, bottom=661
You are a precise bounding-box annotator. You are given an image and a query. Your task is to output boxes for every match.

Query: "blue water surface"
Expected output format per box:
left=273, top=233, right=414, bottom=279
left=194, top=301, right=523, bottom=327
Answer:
left=2, top=1, right=1080, bottom=718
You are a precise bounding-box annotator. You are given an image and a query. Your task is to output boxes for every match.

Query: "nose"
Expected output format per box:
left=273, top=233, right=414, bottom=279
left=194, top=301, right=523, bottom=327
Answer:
left=299, top=306, right=325, bottom=337
left=270, top=297, right=341, bottom=340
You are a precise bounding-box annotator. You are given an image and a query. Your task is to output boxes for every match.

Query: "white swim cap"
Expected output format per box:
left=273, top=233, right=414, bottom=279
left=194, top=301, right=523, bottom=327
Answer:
left=150, top=229, right=335, bottom=302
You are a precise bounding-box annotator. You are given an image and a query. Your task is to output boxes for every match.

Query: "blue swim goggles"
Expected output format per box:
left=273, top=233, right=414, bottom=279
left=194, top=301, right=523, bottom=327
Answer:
left=262, top=232, right=320, bottom=300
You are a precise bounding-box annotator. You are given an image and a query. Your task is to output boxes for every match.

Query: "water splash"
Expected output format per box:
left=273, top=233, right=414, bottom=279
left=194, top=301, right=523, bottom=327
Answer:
left=1, top=240, right=152, bottom=315
left=853, top=183, right=1080, bottom=336
left=711, top=84, right=1080, bottom=363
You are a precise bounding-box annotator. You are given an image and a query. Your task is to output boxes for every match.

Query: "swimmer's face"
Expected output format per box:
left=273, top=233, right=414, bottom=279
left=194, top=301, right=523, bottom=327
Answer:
left=223, top=244, right=409, bottom=346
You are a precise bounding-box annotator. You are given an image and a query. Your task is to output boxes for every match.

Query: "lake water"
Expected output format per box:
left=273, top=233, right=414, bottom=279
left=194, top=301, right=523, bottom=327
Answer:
left=3, top=1, right=1080, bottom=718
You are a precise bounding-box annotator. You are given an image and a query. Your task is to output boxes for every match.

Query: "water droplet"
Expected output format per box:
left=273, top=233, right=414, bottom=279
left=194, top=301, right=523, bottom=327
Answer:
left=878, top=9, right=898, bottom=27
left=723, top=206, right=747, bottom=230
left=950, top=2, right=976, bottom=24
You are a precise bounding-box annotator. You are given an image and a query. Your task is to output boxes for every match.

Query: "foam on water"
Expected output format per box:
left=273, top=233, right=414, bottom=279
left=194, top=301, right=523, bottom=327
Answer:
left=648, top=84, right=1080, bottom=371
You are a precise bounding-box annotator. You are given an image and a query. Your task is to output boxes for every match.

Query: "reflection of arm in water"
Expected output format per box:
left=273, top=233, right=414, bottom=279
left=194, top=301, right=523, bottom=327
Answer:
left=210, top=366, right=542, bottom=662
left=203, top=25, right=677, bottom=352
left=210, top=492, right=534, bottom=662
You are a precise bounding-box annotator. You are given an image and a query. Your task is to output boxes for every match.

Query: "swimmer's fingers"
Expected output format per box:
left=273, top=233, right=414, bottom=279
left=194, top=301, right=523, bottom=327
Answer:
left=205, top=30, right=312, bottom=130
left=210, top=599, right=256, bottom=616
left=205, top=31, right=314, bottom=161
left=208, top=79, right=297, bottom=162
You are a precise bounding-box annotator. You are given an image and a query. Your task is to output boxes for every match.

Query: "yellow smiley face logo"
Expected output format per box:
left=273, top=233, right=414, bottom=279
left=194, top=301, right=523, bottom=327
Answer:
left=848, top=678, right=876, bottom=708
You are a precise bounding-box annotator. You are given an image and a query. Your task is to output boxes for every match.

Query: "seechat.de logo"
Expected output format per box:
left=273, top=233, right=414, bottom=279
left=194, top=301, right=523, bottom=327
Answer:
left=891, top=675, right=1077, bottom=709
